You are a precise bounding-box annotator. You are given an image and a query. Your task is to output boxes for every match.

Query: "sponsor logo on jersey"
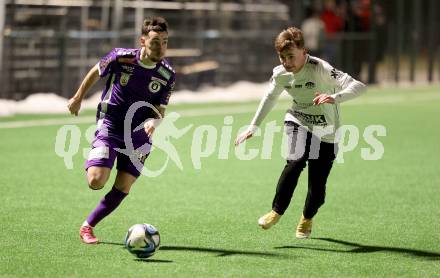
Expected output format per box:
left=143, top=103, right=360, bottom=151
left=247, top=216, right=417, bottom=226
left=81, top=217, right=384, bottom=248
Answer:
left=151, top=76, right=168, bottom=86
left=293, top=100, right=313, bottom=109
left=284, top=85, right=292, bottom=89
left=148, top=80, right=162, bottom=93
left=158, top=66, right=171, bottom=80
left=295, top=84, right=303, bottom=88
left=292, top=110, right=327, bottom=126
left=305, top=81, right=315, bottom=89
left=121, top=64, right=134, bottom=73
left=120, top=72, right=132, bottom=86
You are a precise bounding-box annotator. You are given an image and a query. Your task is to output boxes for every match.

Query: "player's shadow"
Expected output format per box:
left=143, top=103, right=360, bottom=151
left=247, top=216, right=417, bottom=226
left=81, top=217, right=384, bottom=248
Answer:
left=99, top=241, right=125, bottom=247
left=160, top=245, right=285, bottom=258
left=99, top=241, right=283, bottom=258
left=99, top=241, right=174, bottom=263
left=275, top=237, right=440, bottom=260
left=134, top=259, right=173, bottom=263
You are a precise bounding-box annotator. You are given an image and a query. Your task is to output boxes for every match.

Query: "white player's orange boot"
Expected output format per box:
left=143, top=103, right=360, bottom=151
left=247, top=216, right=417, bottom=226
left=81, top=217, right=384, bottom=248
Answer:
left=296, top=214, right=313, bottom=239
left=79, top=225, right=99, bottom=244
left=258, top=210, right=281, bottom=230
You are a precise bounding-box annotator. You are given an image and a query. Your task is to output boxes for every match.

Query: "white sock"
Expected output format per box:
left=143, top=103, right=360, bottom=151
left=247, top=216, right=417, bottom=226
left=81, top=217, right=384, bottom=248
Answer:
left=82, top=220, right=92, bottom=227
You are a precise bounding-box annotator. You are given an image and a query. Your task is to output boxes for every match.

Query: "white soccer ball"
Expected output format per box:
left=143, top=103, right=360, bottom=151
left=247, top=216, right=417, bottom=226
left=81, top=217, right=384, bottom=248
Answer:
left=125, top=223, right=160, bottom=258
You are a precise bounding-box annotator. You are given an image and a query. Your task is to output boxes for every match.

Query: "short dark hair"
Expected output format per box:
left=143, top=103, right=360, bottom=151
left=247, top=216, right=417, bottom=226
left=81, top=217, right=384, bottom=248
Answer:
left=274, top=27, right=305, bottom=52
left=142, top=16, right=168, bottom=36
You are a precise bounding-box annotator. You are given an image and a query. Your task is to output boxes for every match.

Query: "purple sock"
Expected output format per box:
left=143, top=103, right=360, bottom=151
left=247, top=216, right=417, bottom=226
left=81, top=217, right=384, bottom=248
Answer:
left=86, top=186, right=128, bottom=227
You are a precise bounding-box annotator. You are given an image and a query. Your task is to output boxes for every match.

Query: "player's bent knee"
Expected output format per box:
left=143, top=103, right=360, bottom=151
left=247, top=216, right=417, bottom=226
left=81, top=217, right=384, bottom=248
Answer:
left=86, top=167, right=110, bottom=190
left=87, top=173, right=108, bottom=190
left=88, top=179, right=105, bottom=190
left=88, top=178, right=105, bottom=190
left=286, top=159, right=307, bottom=170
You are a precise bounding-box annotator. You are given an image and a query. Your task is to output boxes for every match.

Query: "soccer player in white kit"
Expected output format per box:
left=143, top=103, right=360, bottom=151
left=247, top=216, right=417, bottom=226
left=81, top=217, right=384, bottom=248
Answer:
left=235, top=27, right=366, bottom=239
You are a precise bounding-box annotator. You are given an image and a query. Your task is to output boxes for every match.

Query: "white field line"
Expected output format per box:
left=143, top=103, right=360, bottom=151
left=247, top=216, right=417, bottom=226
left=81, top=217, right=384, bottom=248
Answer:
left=0, top=116, right=96, bottom=129
left=1, top=92, right=439, bottom=129
left=0, top=105, right=260, bottom=129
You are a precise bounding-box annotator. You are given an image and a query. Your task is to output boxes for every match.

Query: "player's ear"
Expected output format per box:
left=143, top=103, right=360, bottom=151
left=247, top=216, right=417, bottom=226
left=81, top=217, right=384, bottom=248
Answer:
left=140, top=36, right=146, bottom=46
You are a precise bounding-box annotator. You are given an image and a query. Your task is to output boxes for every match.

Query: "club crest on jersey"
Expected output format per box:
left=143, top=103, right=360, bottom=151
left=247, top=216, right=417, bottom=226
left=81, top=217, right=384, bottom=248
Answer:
left=305, top=81, right=315, bottom=89
left=120, top=72, right=132, bottom=86
left=148, top=80, right=162, bottom=93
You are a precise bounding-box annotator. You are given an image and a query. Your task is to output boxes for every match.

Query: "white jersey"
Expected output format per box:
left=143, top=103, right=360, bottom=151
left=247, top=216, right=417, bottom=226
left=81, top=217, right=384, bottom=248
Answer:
left=249, top=55, right=366, bottom=143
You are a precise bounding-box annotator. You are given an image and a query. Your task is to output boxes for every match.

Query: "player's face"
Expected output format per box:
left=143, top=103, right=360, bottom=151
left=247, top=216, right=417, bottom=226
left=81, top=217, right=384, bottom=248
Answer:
left=141, top=31, right=168, bottom=62
left=278, top=47, right=307, bottom=73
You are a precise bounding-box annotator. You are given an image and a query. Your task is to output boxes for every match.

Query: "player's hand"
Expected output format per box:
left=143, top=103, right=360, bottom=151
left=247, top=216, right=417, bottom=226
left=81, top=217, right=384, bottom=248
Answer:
left=144, top=119, right=157, bottom=138
left=67, top=96, right=82, bottom=116
left=313, top=92, right=335, bottom=105
left=235, top=130, right=253, bottom=146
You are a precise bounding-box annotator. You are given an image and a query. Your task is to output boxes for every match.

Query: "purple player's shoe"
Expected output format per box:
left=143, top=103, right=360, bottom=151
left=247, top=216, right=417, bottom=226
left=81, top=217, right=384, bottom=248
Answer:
left=80, top=226, right=99, bottom=244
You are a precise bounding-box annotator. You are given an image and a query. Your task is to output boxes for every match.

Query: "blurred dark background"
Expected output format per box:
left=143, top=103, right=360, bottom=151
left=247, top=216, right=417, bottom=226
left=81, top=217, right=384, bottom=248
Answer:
left=1, top=0, right=439, bottom=100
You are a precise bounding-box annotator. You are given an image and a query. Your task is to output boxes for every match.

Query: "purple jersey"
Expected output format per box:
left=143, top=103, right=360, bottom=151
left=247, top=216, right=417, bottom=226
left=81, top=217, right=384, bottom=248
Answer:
left=96, top=48, right=176, bottom=136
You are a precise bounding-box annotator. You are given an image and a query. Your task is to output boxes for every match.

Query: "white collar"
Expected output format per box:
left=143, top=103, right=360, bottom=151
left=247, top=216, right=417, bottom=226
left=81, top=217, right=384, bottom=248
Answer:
left=137, top=59, right=156, bottom=69
left=138, top=47, right=157, bottom=69
left=291, top=54, right=309, bottom=77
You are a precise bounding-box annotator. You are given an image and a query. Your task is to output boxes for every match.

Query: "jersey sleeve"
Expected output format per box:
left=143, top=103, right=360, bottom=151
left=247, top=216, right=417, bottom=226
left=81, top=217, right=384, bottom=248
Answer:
left=248, top=71, right=284, bottom=133
left=97, top=49, right=118, bottom=77
left=319, top=61, right=366, bottom=103
left=159, top=75, right=176, bottom=108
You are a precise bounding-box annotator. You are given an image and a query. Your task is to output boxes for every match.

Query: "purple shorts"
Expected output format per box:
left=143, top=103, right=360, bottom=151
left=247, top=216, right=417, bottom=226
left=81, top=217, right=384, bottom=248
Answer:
left=85, top=128, right=152, bottom=178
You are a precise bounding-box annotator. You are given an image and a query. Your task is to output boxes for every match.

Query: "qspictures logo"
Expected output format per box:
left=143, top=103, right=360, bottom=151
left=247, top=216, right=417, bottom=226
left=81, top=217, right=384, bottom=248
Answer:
left=55, top=101, right=387, bottom=177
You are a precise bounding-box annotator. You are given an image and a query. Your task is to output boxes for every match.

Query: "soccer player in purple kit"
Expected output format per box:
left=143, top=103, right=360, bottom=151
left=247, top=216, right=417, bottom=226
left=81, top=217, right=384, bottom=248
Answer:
left=67, top=16, right=175, bottom=244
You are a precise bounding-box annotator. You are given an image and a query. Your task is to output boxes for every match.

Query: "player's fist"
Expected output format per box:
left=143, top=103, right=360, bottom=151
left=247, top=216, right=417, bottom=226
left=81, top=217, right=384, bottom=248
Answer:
left=67, top=96, right=82, bottom=116
left=235, top=130, right=253, bottom=146
left=313, top=92, right=335, bottom=105
left=144, top=119, right=161, bottom=138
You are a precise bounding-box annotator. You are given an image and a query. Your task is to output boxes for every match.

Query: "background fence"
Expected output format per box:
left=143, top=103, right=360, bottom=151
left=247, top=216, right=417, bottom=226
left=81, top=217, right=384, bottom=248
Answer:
left=1, top=0, right=439, bottom=100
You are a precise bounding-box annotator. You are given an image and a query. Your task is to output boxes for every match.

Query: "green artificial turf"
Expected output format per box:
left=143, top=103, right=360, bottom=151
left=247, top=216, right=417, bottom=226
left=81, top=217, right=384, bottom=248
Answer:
left=1, top=86, right=439, bottom=277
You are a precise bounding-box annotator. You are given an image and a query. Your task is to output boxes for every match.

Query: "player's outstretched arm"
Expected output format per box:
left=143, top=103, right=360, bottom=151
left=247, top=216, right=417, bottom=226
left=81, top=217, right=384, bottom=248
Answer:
left=68, top=64, right=100, bottom=116
left=235, top=79, right=283, bottom=146
left=235, top=130, right=253, bottom=146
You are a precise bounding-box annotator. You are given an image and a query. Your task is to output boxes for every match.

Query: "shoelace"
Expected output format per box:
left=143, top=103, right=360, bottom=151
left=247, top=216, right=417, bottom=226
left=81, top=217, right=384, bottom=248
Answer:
left=298, top=220, right=311, bottom=231
left=81, top=227, right=95, bottom=238
left=266, top=212, right=277, bottom=221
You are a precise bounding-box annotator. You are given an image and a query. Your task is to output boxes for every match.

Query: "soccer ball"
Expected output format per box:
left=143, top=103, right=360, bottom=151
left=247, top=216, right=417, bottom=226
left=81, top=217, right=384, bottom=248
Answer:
left=125, top=223, right=160, bottom=258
